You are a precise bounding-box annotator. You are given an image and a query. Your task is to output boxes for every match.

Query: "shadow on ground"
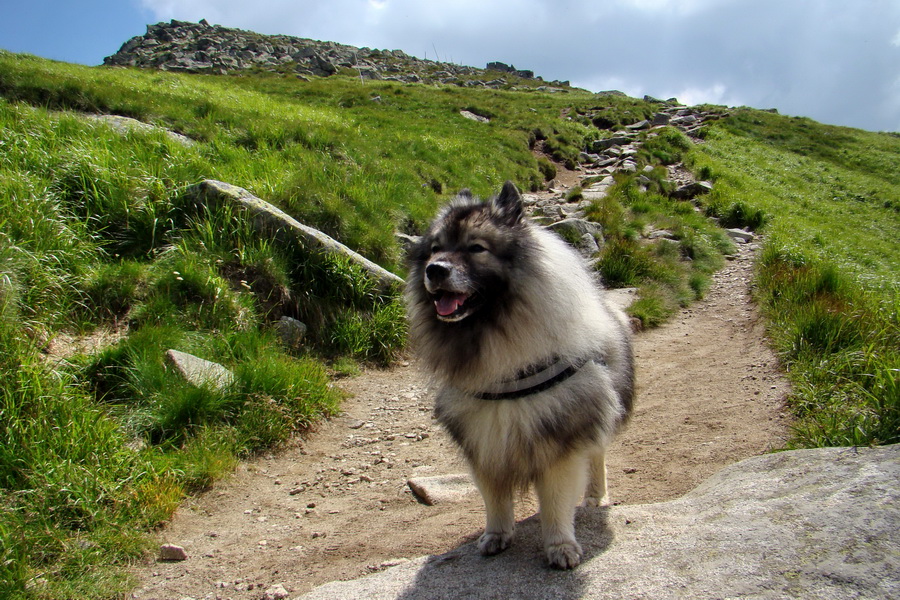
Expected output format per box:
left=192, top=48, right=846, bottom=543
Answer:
left=395, top=507, right=613, bottom=600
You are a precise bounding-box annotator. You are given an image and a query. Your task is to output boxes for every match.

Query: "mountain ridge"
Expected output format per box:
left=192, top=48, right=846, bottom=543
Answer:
left=104, top=19, right=572, bottom=90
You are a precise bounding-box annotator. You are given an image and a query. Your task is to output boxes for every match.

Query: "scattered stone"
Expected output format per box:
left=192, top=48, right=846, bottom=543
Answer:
left=544, top=218, right=602, bottom=241
left=84, top=114, right=195, bottom=147
left=275, top=316, right=307, bottom=348
left=459, top=110, right=489, bottom=123
left=407, top=474, right=477, bottom=505
left=726, top=228, right=755, bottom=243
left=650, top=112, right=671, bottom=127
left=159, top=543, right=187, bottom=561
left=165, top=349, right=233, bottom=391
left=671, top=180, right=713, bottom=200
left=592, top=136, right=633, bottom=152
left=262, top=583, right=291, bottom=600
left=604, top=287, right=639, bottom=311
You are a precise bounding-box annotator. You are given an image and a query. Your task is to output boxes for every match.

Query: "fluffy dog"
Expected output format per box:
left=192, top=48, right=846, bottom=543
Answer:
left=405, top=181, right=634, bottom=569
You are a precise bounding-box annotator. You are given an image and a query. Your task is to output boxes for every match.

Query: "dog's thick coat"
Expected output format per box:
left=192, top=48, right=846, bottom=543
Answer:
left=406, top=181, right=634, bottom=569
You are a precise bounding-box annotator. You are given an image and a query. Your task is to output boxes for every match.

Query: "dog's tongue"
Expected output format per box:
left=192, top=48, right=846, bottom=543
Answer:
left=435, top=293, right=467, bottom=316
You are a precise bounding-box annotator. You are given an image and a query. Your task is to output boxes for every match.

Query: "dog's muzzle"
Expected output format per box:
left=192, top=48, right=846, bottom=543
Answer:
left=424, top=260, right=475, bottom=322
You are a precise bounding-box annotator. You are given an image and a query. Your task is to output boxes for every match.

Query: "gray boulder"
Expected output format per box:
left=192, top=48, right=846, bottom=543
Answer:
left=592, top=136, right=633, bottom=152
left=186, top=180, right=403, bottom=292
left=298, top=445, right=900, bottom=600
left=672, top=180, right=713, bottom=200
left=545, top=218, right=602, bottom=242
left=165, top=349, right=233, bottom=391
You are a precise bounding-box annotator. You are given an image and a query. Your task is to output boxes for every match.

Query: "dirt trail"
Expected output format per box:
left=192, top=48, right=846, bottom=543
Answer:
left=130, top=237, right=791, bottom=600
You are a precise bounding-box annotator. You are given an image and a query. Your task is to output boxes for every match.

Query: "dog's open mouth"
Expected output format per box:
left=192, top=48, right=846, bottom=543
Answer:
left=432, top=291, right=475, bottom=322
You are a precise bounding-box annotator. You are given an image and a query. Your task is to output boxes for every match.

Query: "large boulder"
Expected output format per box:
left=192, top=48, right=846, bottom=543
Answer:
left=186, top=180, right=403, bottom=292
left=298, top=445, right=900, bottom=600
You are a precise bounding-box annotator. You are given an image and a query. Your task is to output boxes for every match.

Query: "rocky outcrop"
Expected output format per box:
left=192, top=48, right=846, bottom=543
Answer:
left=299, top=444, right=900, bottom=600
left=186, top=179, right=403, bottom=291
left=103, top=19, right=567, bottom=89
left=520, top=105, right=728, bottom=261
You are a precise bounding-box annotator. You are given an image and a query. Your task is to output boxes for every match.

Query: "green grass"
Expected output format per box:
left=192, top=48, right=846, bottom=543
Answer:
left=690, top=109, right=900, bottom=448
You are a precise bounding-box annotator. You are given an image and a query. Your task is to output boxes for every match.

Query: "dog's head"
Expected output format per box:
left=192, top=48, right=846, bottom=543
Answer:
left=408, top=181, right=528, bottom=324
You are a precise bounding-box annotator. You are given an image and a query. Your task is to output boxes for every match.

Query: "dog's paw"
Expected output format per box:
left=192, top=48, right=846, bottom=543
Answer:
left=478, top=531, right=513, bottom=556
left=545, top=541, right=583, bottom=570
left=582, top=495, right=610, bottom=508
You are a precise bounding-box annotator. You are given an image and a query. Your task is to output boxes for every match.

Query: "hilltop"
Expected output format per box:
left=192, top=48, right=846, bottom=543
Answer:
left=104, top=19, right=571, bottom=90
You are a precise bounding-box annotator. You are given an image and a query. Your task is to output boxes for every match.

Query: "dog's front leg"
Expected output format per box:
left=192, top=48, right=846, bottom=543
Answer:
left=536, top=454, right=588, bottom=569
left=473, top=474, right=515, bottom=556
left=582, top=446, right=610, bottom=507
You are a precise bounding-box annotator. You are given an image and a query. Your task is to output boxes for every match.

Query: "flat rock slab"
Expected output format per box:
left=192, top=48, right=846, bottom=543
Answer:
left=165, top=349, right=233, bottom=391
left=604, top=287, right=639, bottom=312
left=407, top=474, right=477, bottom=505
left=299, top=445, right=900, bottom=600
left=187, top=180, right=404, bottom=292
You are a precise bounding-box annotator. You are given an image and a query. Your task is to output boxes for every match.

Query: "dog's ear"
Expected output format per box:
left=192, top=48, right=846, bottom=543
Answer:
left=491, top=181, right=523, bottom=226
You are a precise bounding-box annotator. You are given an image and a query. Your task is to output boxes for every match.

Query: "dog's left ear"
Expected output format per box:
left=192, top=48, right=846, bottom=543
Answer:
left=491, top=181, right=524, bottom=226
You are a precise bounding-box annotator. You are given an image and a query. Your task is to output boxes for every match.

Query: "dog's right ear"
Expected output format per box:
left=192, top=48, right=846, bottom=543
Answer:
left=491, top=180, right=523, bottom=226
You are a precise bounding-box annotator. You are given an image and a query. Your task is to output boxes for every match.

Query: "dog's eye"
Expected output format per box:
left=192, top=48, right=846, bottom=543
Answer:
left=431, top=245, right=441, bottom=254
left=468, top=243, right=487, bottom=253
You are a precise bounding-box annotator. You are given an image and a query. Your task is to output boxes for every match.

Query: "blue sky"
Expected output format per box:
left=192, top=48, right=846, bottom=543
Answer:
left=2, top=0, right=899, bottom=132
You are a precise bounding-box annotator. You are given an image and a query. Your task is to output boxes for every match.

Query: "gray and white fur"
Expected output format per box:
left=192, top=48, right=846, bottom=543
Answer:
left=405, top=181, right=634, bottom=569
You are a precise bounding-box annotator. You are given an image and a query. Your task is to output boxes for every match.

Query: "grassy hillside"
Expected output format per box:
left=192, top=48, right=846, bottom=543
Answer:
left=0, top=49, right=897, bottom=598
left=690, top=111, right=899, bottom=447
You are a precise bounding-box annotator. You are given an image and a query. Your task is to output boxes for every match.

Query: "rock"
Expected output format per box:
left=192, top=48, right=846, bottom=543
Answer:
left=648, top=229, right=676, bottom=240
left=298, top=445, right=900, bottom=600
left=159, top=543, right=188, bottom=561
left=591, top=136, right=633, bottom=152
left=671, top=180, right=713, bottom=200
left=187, top=180, right=403, bottom=292
left=545, top=218, right=602, bottom=242
left=576, top=232, right=601, bottom=255
left=726, top=228, right=755, bottom=243
left=275, top=316, right=307, bottom=348
left=407, top=474, right=477, bottom=505
left=625, top=120, right=650, bottom=131
left=84, top=114, right=195, bottom=147
left=165, top=349, right=233, bottom=391
left=262, top=583, right=291, bottom=600
left=459, top=110, right=489, bottom=123
left=395, top=232, right=421, bottom=255
left=650, top=112, right=671, bottom=126
left=604, top=287, right=639, bottom=311
left=104, top=20, right=546, bottom=87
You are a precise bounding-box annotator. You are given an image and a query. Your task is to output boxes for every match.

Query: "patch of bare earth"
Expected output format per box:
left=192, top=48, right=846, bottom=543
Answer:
left=129, top=241, right=790, bottom=600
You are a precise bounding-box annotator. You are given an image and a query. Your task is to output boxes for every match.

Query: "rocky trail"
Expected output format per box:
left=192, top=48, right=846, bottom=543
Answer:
left=128, top=106, right=794, bottom=599
left=130, top=236, right=791, bottom=600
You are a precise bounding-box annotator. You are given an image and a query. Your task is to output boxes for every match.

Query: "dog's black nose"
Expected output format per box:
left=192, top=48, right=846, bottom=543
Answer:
left=425, top=262, right=450, bottom=282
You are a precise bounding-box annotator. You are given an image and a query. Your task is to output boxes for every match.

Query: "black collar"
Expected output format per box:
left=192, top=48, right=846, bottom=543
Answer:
left=474, top=355, right=595, bottom=401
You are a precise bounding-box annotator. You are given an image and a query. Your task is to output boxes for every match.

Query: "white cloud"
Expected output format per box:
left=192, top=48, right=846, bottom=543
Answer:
left=618, top=0, right=734, bottom=15
left=892, top=28, right=900, bottom=46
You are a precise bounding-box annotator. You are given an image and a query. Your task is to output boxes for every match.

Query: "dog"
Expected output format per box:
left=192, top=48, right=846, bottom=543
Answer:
left=405, top=181, right=634, bottom=569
